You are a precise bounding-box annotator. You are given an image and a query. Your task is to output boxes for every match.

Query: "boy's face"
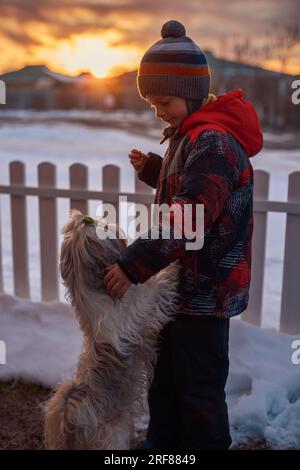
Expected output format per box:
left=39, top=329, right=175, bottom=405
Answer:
left=145, top=95, right=188, bottom=127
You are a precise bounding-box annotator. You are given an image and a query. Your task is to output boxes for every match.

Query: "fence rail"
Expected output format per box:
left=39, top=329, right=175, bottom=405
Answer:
left=0, top=161, right=300, bottom=334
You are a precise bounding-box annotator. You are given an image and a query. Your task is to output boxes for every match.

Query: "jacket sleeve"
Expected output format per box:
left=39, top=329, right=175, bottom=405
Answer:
left=137, top=152, right=163, bottom=189
left=117, top=132, right=237, bottom=284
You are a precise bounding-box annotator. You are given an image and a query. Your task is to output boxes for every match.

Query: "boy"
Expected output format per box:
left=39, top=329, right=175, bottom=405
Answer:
left=103, top=20, right=263, bottom=450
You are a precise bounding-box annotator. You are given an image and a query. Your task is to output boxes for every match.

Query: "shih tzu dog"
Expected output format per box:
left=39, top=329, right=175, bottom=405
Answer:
left=44, top=209, right=180, bottom=450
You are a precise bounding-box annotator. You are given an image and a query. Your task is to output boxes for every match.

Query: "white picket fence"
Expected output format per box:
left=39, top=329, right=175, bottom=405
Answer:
left=0, top=161, right=299, bottom=334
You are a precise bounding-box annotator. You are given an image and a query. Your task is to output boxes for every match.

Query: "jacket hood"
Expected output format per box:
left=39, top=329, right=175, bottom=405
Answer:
left=176, top=88, right=263, bottom=157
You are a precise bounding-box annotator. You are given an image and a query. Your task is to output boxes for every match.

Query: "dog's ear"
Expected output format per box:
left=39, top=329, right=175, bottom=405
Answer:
left=59, top=210, right=84, bottom=293
left=59, top=233, right=76, bottom=300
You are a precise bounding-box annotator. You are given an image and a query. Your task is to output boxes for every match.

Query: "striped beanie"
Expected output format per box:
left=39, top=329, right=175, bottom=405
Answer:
left=137, top=20, right=211, bottom=106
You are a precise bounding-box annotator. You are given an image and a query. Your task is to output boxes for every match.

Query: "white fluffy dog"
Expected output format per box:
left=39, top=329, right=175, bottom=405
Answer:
left=44, top=209, right=180, bottom=450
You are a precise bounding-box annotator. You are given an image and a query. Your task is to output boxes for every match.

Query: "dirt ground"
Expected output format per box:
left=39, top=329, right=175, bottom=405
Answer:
left=0, top=380, right=51, bottom=450
left=0, top=380, right=271, bottom=450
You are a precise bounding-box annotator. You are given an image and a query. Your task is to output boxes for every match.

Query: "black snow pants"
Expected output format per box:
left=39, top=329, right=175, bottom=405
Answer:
left=146, top=313, right=232, bottom=450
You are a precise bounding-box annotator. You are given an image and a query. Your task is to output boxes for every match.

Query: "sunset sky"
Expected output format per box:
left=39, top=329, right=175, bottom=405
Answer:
left=0, top=0, right=299, bottom=78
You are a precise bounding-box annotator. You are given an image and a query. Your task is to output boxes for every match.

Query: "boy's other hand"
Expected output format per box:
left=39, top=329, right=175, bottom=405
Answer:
left=103, top=262, right=132, bottom=299
left=128, top=149, right=148, bottom=173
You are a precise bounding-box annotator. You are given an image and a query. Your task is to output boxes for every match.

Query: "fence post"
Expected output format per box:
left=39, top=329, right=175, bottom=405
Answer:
left=102, top=165, right=120, bottom=227
left=38, top=162, right=58, bottom=301
left=280, top=171, right=300, bottom=334
left=10, top=161, right=30, bottom=298
left=242, top=170, right=269, bottom=326
left=70, top=164, right=88, bottom=215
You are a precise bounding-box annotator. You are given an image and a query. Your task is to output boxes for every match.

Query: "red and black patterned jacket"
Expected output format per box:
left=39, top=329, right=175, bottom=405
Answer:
left=117, top=89, right=263, bottom=318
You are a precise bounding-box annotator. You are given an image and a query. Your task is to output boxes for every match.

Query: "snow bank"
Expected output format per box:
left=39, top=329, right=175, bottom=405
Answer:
left=0, top=293, right=299, bottom=448
left=227, top=319, right=300, bottom=448
left=0, top=293, right=81, bottom=387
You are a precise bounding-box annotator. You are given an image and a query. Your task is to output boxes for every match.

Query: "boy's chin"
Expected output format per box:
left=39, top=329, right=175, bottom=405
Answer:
left=167, top=119, right=178, bottom=127
left=170, top=122, right=180, bottom=128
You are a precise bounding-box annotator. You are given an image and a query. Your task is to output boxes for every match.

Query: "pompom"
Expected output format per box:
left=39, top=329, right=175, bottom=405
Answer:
left=161, top=20, right=186, bottom=39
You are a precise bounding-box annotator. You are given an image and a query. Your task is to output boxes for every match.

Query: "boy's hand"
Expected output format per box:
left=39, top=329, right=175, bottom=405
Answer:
left=103, top=262, right=132, bottom=299
left=128, top=149, right=148, bottom=173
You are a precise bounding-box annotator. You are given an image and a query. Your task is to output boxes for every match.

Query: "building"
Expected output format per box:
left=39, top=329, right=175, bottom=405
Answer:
left=0, top=65, right=115, bottom=110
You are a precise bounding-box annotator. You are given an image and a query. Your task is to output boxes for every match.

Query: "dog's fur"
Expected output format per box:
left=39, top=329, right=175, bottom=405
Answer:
left=44, top=209, right=180, bottom=450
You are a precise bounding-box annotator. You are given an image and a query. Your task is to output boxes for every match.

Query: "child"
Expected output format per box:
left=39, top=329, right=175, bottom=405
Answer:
left=103, top=19, right=263, bottom=450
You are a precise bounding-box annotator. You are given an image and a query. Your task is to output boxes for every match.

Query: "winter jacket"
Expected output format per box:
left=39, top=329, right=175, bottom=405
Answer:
left=117, top=88, right=263, bottom=317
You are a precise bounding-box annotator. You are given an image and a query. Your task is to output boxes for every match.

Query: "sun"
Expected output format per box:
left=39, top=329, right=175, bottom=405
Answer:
left=41, top=33, right=141, bottom=78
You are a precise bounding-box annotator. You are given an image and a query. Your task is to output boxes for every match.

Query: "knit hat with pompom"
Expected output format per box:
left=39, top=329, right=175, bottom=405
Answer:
left=137, top=20, right=211, bottom=114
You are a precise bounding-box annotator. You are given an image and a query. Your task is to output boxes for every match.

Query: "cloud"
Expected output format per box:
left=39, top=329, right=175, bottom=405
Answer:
left=0, top=0, right=299, bottom=73
left=1, top=0, right=299, bottom=43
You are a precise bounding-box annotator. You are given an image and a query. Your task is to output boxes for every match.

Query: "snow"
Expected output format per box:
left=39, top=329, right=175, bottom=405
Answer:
left=0, top=292, right=299, bottom=449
